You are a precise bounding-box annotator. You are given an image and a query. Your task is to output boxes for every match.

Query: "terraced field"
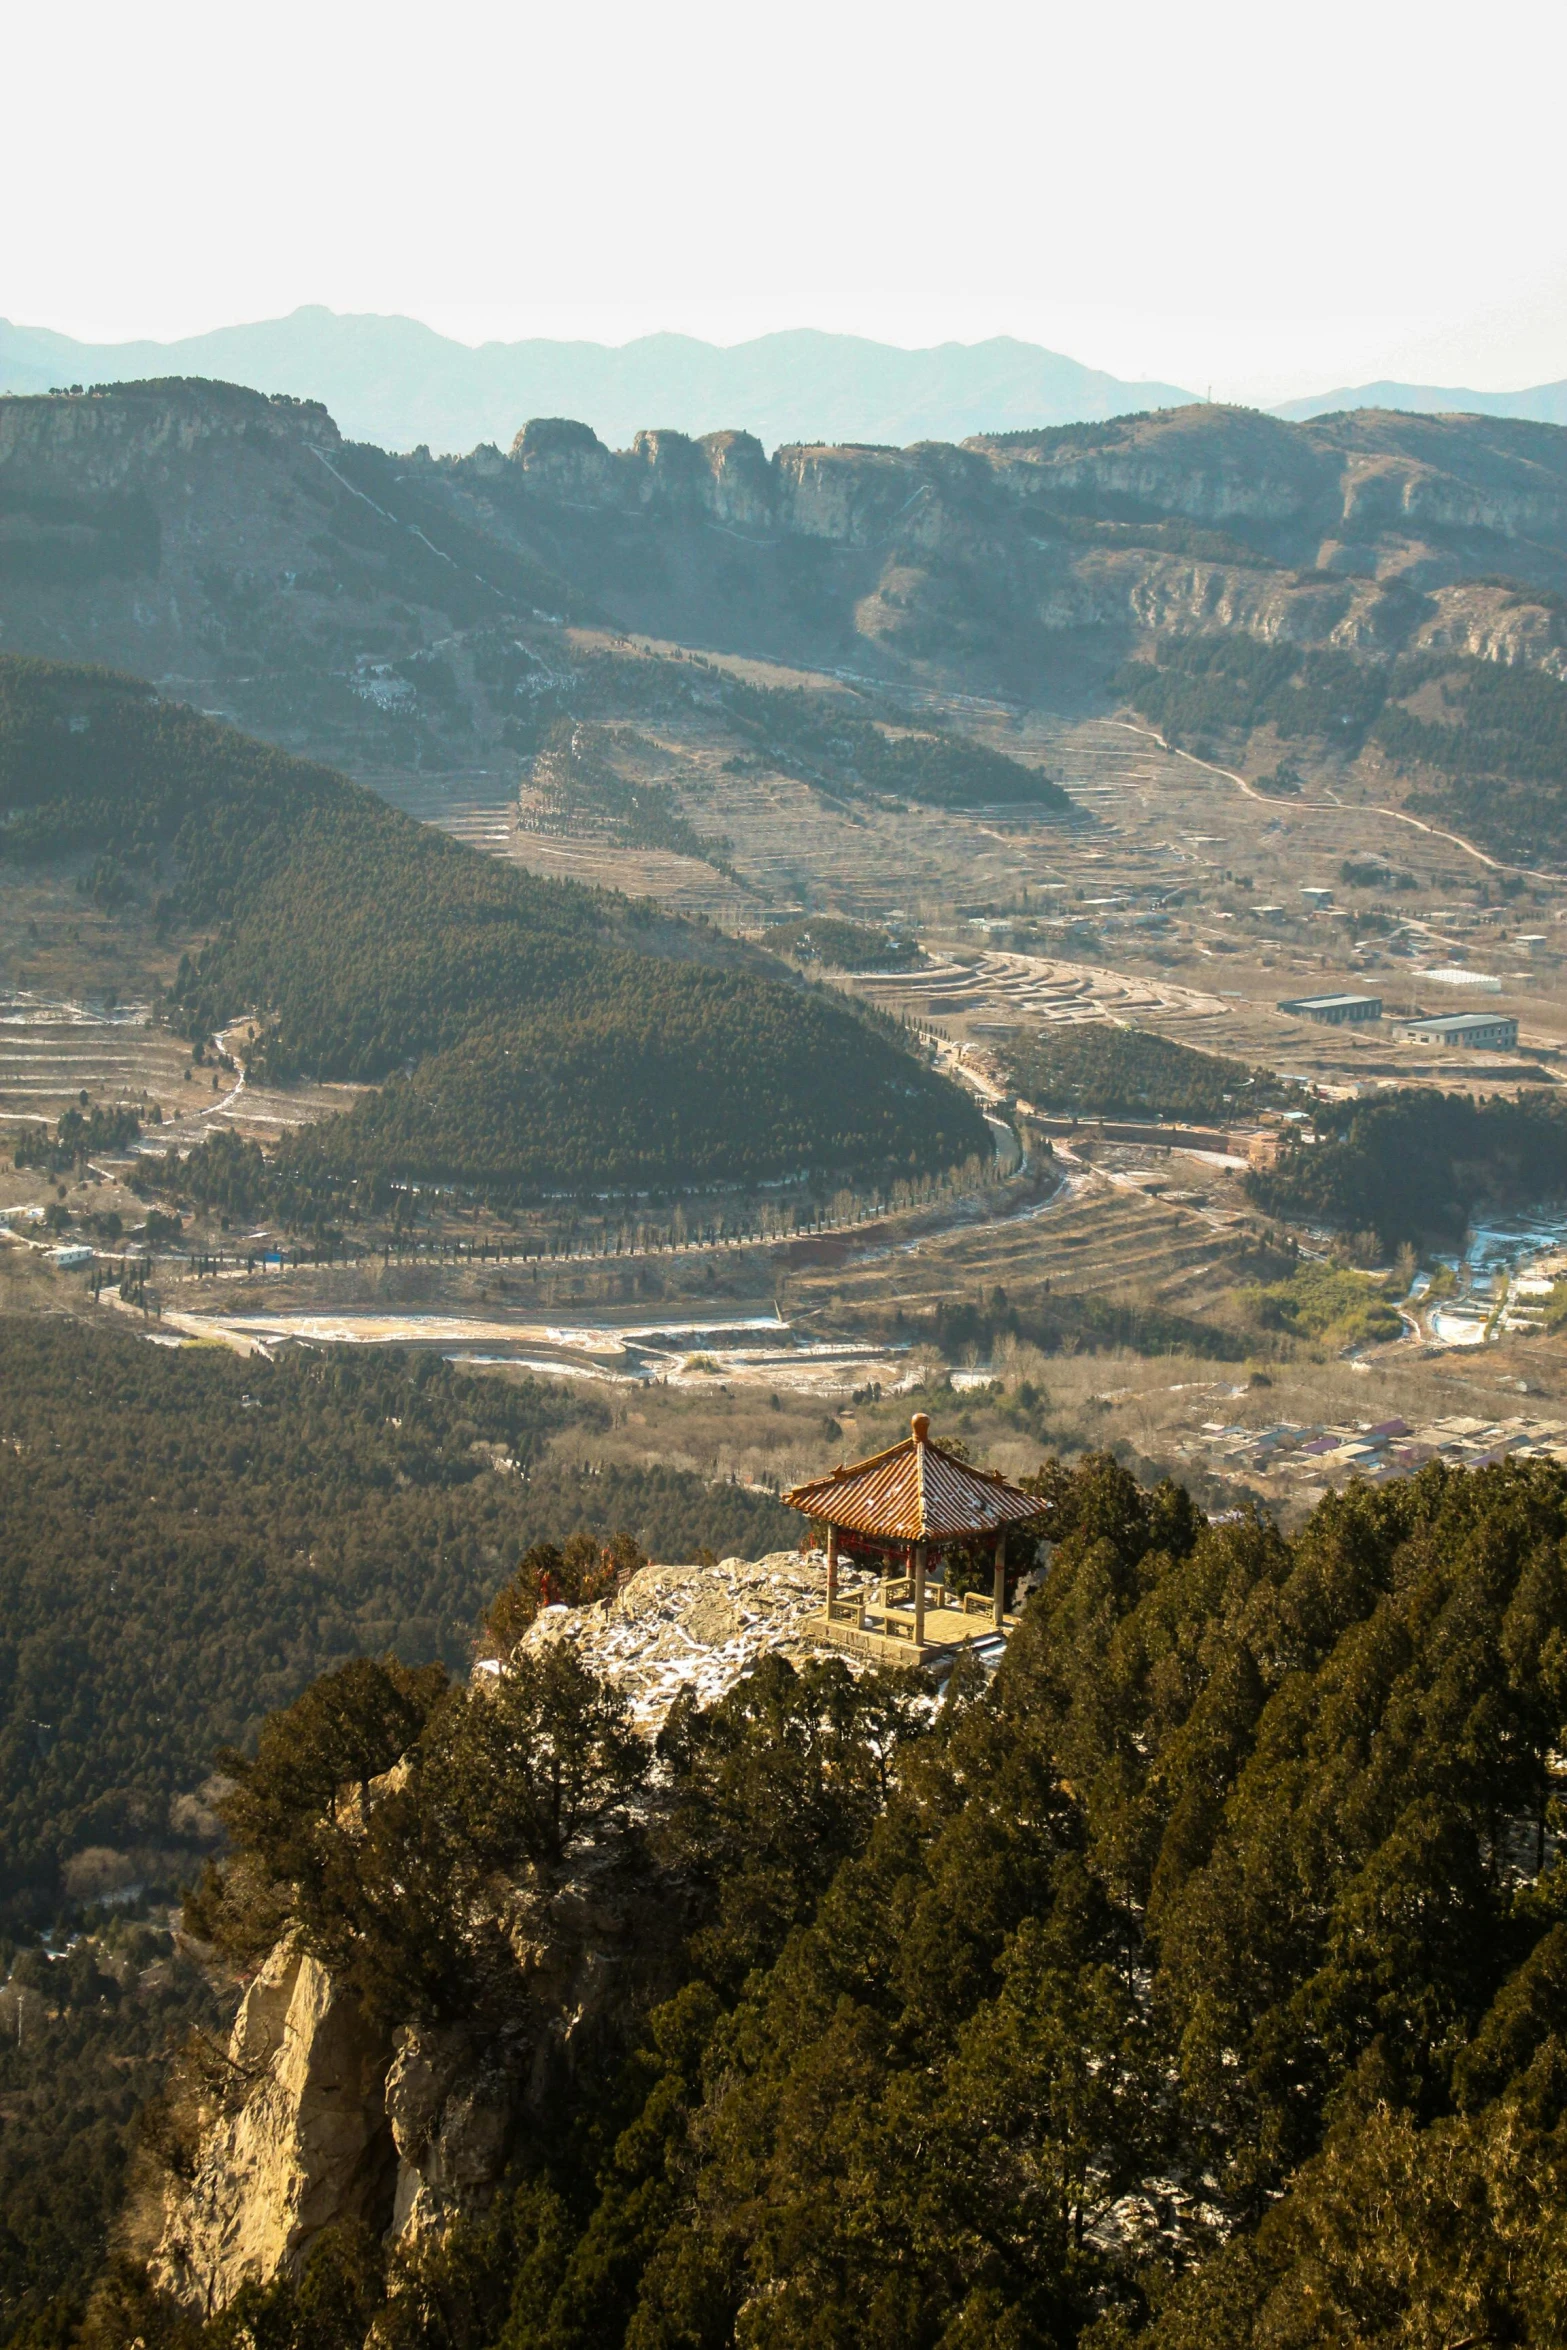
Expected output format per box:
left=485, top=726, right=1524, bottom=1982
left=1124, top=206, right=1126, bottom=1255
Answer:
left=780, top=1154, right=1255, bottom=1336
left=841, top=943, right=1557, bottom=1089
left=847, top=949, right=1231, bottom=1037
left=366, top=687, right=1566, bottom=1100
left=0, top=997, right=190, bottom=1126
left=372, top=769, right=757, bottom=923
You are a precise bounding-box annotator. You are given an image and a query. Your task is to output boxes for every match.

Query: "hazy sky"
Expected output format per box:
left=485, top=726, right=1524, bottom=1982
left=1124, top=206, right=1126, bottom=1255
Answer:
left=8, top=0, right=1567, bottom=402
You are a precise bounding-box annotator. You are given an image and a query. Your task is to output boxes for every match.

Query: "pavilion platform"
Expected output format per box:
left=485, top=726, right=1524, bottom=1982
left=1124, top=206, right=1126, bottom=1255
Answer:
left=811, top=1572, right=1020, bottom=1666
left=785, top=1412, right=1043, bottom=1669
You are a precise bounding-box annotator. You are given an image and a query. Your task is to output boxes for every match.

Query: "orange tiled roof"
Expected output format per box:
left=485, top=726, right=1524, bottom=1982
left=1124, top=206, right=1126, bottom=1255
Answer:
left=784, top=1414, right=1044, bottom=1543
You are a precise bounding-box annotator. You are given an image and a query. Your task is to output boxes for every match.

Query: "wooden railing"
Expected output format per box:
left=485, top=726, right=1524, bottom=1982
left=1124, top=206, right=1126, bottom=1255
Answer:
left=830, top=1579, right=997, bottom=1621
left=820, top=1575, right=1007, bottom=1661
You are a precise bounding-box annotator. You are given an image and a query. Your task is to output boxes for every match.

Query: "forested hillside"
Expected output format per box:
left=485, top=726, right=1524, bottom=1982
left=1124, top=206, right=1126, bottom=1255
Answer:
left=1118, top=637, right=1567, bottom=863
left=1003, top=1023, right=1281, bottom=1123
left=0, top=658, right=985, bottom=1194
left=0, top=1320, right=794, bottom=1911
left=1246, top=1087, right=1567, bottom=1247
left=77, top=1446, right=1567, bottom=2350
left=489, top=641, right=1071, bottom=815
left=283, top=971, right=962, bottom=1192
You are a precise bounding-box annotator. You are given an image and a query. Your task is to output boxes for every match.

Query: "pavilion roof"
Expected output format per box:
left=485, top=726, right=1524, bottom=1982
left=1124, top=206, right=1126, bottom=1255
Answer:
left=784, top=1414, right=1044, bottom=1544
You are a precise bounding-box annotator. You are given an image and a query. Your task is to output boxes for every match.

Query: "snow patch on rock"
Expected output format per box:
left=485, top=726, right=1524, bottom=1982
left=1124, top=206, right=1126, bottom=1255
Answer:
left=509, top=1551, right=845, bottom=1730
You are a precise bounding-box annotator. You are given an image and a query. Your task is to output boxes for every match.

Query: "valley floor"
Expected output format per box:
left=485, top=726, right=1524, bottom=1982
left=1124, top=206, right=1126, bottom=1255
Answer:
left=3, top=647, right=1566, bottom=1520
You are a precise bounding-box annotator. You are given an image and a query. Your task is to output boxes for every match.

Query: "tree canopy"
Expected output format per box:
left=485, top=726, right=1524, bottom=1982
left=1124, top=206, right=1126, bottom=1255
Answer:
left=1003, top=1023, right=1282, bottom=1125
left=1245, top=1087, right=1567, bottom=1249
left=42, top=1444, right=1567, bottom=2350
left=0, top=1319, right=795, bottom=1908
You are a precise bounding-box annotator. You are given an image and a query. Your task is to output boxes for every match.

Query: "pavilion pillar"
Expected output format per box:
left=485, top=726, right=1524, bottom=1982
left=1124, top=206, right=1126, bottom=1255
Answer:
left=914, top=1540, right=927, bottom=1652
left=993, top=1529, right=1007, bottom=1631
left=826, top=1525, right=838, bottom=1615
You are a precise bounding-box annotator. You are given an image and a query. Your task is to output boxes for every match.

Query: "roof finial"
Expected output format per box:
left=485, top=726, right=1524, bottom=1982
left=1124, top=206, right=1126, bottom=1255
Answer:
left=911, top=1412, right=930, bottom=1444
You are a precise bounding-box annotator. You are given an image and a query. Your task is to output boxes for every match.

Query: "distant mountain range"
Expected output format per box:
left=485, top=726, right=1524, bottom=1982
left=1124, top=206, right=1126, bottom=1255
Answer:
left=1276, top=377, right=1567, bottom=425
left=10, top=307, right=1567, bottom=453
left=0, top=309, right=1201, bottom=455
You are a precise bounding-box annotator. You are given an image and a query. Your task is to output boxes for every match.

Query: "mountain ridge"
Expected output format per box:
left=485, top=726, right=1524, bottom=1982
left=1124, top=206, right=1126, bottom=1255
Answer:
left=15, top=304, right=1567, bottom=454
left=0, top=307, right=1197, bottom=455
left=8, top=379, right=1567, bottom=861
left=1276, top=374, right=1567, bottom=425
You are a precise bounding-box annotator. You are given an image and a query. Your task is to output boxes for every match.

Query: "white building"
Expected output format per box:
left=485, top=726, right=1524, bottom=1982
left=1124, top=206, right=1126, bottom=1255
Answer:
left=1396, top=1011, right=1519, bottom=1051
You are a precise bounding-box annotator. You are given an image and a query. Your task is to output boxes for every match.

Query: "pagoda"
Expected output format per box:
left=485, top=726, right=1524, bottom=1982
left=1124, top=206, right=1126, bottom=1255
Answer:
left=785, top=1412, right=1044, bottom=1665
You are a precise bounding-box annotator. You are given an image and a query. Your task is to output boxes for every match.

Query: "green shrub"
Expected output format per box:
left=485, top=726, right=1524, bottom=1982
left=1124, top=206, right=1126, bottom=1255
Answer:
left=1246, top=1260, right=1403, bottom=1345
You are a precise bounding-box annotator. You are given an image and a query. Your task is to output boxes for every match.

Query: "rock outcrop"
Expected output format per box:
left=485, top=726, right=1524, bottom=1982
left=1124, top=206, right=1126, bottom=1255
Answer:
left=151, top=1840, right=668, bottom=2308
left=506, top=1549, right=834, bottom=1730
left=495, top=398, right=1567, bottom=571
left=384, top=2030, right=512, bottom=2242
left=0, top=378, right=337, bottom=495
left=470, top=399, right=1567, bottom=693
left=146, top=1557, right=828, bottom=2310
left=150, top=1936, right=393, bottom=2316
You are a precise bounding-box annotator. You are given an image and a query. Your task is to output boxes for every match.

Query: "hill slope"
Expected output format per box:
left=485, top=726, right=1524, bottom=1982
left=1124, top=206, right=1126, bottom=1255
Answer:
left=99, top=1446, right=1567, bottom=2349
left=0, top=657, right=987, bottom=1195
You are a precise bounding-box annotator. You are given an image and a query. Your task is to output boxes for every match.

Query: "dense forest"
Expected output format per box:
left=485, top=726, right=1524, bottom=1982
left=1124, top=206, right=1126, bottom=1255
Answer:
left=1003, top=1023, right=1281, bottom=1124
left=0, top=658, right=984, bottom=1195
left=1373, top=654, right=1567, bottom=858
left=0, top=1922, right=228, bottom=2342
left=278, top=967, right=983, bottom=1196
left=1246, top=1087, right=1567, bottom=1248
left=1115, top=637, right=1388, bottom=758
left=0, top=1319, right=794, bottom=1913
left=57, top=1446, right=1567, bottom=2350
left=1115, top=636, right=1567, bottom=863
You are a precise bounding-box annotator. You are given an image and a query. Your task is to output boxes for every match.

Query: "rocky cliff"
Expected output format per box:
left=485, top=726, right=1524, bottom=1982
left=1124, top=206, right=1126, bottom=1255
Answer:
left=150, top=1937, right=392, bottom=2317
left=0, top=378, right=337, bottom=496
left=0, top=380, right=355, bottom=689
left=497, top=399, right=1567, bottom=571
left=146, top=1554, right=834, bottom=2313
left=7, top=376, right=1567, bottom=770
left=462, top=401, right=1567, bottom=690
left=149, top=1834, right=678, bottom=2309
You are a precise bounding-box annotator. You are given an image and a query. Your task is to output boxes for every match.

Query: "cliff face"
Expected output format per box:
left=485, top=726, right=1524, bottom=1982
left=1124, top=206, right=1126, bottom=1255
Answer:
left=7, top=376, right=1567, bottom=770
left=150, top=1841, right=665, bottom=2309
left=0, top=380, right=354, bottom=688
left=0, top=379, right=337, bottom=496
left=146, top=1556, right=830, bottom=2314
left=150, top=1938, right=392, bottom=2317
left=495, top=400, right=1567, bottom=567
left=471, top=402, right=1567, bottom=690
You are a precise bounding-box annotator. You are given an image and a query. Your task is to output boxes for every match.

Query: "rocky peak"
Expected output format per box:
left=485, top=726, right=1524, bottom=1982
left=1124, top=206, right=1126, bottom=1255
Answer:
left=696, top=426, right=773, bottom=525
left=0, top=379, right=338, bottom=494
left=508, top=413, right=621, bottom=504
